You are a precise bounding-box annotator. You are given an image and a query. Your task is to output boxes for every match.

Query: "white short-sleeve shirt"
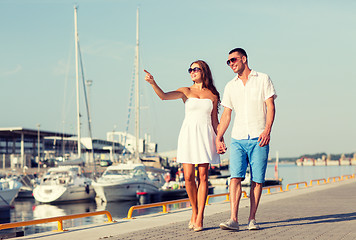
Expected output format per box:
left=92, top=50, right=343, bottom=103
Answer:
left=221, top=70, right=277, bottom=140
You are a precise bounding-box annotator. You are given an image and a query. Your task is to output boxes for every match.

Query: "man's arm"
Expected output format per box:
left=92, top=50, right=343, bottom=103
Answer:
left=216, top=107, right=232, bottom=154
left=258, top=96, right=276, bottom=147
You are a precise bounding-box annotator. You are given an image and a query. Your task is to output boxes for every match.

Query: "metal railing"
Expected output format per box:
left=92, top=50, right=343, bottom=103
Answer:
left=128, top=174, right=355, bottom=218
left=327, top=176, right=341, bottom=183
left=263, top=185, right=283, bottom=194
left=205, top=191, right=248, bottom=205
left=126, top=198, right=191, bottom=219
left=3, top=173, right=355, bottom=233
left=286, top=181, right=308, bottom=191
left=341, top=174, right=354, bottom=180
left=309, top=178, right=326, bottom=186
left=0, top=211, right=114, bottom=232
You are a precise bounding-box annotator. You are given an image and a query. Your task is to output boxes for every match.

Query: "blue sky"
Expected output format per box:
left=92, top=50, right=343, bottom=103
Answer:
left=1, top=0, right=355, bottom=158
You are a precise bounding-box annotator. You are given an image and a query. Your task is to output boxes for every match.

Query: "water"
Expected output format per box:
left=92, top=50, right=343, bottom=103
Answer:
left=265, top=163, right=356, bottom=189
left=5, top=163, right=356, bottom=236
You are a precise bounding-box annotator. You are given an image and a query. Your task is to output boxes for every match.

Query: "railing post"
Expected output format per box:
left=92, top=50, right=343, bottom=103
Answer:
left=242, top=191, right=248, bottom=198
left=205, top=196, right=210, bottom=205
left=105, top=211, right=114, bottom=223
left=162, top=204, right=167, bottom=213
left=127, top=207, right=134, bottom=219
left=57, top=220, right=64, bottom=232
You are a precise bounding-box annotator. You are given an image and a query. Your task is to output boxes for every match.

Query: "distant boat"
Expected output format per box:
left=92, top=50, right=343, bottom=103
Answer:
left=159, top=181, right=213, bottom=201
left=0, top=178, right=22, bottom=209
left=209, top=166, right=282, bottom=187
left=209, top=169, right=251, bottom=187
left=33, top=165, right=95, bottom=203
left=93, top=162, right=165, bottom=202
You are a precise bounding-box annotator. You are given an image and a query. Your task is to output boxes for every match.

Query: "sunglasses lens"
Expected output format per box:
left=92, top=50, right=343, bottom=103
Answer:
left=188, top=67, right=201, bottom=73
left=227, top=58, right=238, bottom=66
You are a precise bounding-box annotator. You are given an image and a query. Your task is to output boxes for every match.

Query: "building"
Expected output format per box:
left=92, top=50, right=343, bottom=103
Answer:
left=0, top=127, right=124, bottom=168
left=106, top=131, right=158, bottom=155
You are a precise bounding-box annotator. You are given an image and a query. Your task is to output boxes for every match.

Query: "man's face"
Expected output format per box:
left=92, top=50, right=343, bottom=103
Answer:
left=227, top=52, right=245, bottom=74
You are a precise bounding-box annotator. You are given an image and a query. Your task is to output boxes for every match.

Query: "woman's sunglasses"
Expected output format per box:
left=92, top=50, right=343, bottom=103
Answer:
left=188, top=67, right=201, bottom=74
left=226, top=57, right=241, bottom=66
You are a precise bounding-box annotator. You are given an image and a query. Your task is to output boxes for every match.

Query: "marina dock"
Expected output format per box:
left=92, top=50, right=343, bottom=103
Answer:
left=9, top=176, right=356, bottom=240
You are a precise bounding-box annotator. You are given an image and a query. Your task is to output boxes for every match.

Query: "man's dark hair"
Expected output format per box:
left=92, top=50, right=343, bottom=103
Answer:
left=229, top=48, right=248, bottom=59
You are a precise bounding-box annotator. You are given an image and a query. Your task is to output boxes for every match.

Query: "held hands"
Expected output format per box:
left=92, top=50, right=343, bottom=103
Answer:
left=144, top=70, right=155, bottom=85
left=216, top=138, right=227, bottom=154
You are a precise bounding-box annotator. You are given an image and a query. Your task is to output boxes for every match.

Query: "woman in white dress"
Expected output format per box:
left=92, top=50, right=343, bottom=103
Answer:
left=144, top=60, right=220, bottom=232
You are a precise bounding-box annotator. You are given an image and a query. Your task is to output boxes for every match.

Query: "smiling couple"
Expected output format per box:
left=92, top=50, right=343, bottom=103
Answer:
left=144, top=47, right=277, bottom=232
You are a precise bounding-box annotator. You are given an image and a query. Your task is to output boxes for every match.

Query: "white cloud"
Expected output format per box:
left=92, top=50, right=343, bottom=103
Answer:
left=1, top=65, right=22, bottom=76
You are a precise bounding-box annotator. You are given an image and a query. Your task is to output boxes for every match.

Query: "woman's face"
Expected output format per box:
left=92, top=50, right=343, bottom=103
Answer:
left=189, top=63, right=202, bottom=83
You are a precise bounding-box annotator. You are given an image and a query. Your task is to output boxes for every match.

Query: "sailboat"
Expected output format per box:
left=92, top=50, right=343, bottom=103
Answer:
left=0, top=177, right=22, bottom=209
left=93, top=8, right=165, bottom=202
left=33, top=6, right=96, bottom=203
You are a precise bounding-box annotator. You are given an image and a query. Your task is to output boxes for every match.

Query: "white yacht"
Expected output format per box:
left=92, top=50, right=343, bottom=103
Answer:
left=33, top=165, right=95, bottom=203
left=0, top=178, right=22, bottom=209
left=93, top=163, right=165, bottom=202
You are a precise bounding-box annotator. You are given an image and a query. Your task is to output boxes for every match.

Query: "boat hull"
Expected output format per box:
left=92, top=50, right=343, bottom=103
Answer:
left=93, top=180, right=159, bottom=202
left=0, top=179, right=22, bottom=209
left=33, top=184, right=95, bottom=203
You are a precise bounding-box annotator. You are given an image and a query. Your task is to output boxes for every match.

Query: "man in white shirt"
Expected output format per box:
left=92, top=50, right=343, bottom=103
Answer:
left=217, top=48, right=277, bottom=231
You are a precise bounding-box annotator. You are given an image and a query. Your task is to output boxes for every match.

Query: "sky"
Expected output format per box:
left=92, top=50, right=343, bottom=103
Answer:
left=1, top=0, right=355, bottom=158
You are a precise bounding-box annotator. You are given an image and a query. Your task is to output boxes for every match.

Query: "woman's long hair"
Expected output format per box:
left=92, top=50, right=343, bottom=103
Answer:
left=191, top=60, right=221, bottom=111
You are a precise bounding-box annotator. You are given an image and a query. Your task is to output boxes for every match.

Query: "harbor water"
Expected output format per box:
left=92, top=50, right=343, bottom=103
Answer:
left=2, top=163, right=356, bottom=236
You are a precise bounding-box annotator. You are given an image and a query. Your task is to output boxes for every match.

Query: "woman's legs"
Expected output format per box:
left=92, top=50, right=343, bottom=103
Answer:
left=195, top=163, right=209, bottom=228
left=183, top=163, right=198, bottom=225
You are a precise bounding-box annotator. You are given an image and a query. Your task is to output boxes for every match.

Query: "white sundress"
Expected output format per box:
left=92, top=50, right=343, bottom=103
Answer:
left=176, top=98, right=220, bottom=165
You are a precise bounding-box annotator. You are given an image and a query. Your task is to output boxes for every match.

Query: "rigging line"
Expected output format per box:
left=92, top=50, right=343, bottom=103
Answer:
left=78, top=42, right=96, bottom=173
left=61, top=37, right=75, bottom=157
left=77, top=42, right=93, bottom=135
left=62, top=37, right=75, bottom=134
left=138, top=44, right=154, bottom=140
left=122, top=63, right=136, bottom=155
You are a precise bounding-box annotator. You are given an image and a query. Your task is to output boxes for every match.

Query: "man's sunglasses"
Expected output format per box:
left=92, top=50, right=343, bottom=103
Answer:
left=226, top=57, right=241, bottom=66
left=188, top=67, right=201, bottom=73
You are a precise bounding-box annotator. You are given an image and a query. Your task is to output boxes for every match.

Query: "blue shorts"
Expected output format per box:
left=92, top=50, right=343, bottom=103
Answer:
left=230, top=137, right=269, bottom=183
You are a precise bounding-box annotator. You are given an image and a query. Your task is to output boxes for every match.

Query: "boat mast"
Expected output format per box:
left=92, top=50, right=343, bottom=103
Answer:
left=74, top=5, right=81, bottom=158
left=134, top=8, right=140, bottom=162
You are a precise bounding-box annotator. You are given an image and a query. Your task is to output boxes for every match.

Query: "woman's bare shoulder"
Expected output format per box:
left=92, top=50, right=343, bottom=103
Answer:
left=177, top=87, right=190, bottom=92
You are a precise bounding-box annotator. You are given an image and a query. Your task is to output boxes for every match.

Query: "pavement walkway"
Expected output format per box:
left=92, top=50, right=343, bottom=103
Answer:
left=13, top=178, right=356, bottom=240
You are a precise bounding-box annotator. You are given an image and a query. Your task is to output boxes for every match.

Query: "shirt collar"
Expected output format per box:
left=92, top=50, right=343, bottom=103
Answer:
left=234, top=69, right=257, bottom=81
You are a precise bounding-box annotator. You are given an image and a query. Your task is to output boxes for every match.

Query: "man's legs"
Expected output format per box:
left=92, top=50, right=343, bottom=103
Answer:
left=229, top=177, right=242, bottom=222
left=220, top=138, right=248, bottom=230
left=249, top=181, right=263, bottom=221
left=247, top=138, right=269, bottom=229
left=219, top=177, right=241, bottom=230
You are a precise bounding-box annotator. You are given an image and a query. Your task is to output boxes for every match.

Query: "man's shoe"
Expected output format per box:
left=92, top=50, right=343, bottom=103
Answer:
left=248, top=219, right=260, bottom=230
left=219, top=219, right=239, bottom=231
